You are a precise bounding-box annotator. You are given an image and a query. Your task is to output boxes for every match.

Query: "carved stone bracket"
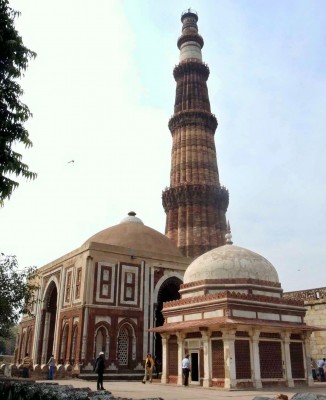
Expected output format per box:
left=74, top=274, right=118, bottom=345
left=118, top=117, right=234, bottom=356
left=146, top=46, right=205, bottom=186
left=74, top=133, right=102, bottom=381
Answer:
left=169, top=110, right=217, bottom=132
left=177, top=33, right=204, bottom=50
left=162, top=183, right=229, bottom=211
left=173, top=59, right=209, bottom=80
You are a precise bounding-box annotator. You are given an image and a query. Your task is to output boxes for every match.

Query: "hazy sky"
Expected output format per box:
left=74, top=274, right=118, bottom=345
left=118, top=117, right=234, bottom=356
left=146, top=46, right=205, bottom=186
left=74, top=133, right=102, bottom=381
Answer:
left=2, top=0, right=325, bottom=292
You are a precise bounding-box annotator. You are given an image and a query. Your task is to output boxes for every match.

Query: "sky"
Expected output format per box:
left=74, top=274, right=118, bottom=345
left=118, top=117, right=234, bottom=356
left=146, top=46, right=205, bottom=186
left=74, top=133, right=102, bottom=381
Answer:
left=1, top=0, right=326, bottom=292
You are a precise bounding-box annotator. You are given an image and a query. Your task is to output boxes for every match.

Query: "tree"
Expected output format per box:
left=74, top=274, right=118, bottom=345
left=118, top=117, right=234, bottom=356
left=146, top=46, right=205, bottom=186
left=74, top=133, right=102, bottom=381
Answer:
left=0, top=325, right=17, bottom=354
left=0, top=254, right=39, bottom=338
left=0, top=0, right=37, bottom=206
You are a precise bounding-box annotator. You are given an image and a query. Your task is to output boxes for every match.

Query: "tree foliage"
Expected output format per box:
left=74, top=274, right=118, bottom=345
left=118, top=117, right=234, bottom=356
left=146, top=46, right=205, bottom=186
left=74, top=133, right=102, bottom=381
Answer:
left=0, top=0, right=37, bottom=206
left=0, top=325, right=17, bottom=354
left=0, top=254, right=39, bottom=338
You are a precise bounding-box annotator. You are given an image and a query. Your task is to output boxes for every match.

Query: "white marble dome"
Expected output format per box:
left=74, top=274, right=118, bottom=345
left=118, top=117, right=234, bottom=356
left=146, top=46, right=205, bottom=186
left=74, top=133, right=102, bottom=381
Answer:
left=183, top=244, right=279, bottom=284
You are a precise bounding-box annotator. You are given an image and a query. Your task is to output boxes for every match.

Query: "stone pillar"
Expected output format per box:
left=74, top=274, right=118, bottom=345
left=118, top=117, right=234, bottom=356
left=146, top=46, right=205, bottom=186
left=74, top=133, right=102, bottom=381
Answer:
left=105, top=335, right=110, bottom=360
left=81, top=307, right=88, bottom=361
left=250, top=329, right=262, bottom=388
left=281, top=332, right=294, bottom=387
left=176, top=332, right=185, bottom=385
left=161, top=333, right=170, bottom=384
left=303, top=332, right=314, bottom=386
left=41, top=311, right=51, bottom=364
left=222, top=329, right=236, bottom=389
left=31, top=281, right=43, bottom=364
left=201, top=330, right=212, bottom=387
left=142, top=261, right=150, bottom=359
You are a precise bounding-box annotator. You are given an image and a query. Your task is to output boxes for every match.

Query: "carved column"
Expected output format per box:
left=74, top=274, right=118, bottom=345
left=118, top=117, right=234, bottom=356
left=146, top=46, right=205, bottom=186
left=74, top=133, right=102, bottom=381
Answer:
left=201, top=330, right=212, bottom=387
left=161, top=333, right=170, bottom=384
left=81, top=307, right=88, bottom=361
left=250, top=329, right=262, bottom=388
left=41, top=311, right=51, bottom=364
left=281, top=331, right=294, bottom=387
left=303, top=332, right=314, bottom=386
left=222, top=329, right=236, bottom=389
left=105, top=336, right=110, bottom=360
left=176, top=332, right=186, bottom=385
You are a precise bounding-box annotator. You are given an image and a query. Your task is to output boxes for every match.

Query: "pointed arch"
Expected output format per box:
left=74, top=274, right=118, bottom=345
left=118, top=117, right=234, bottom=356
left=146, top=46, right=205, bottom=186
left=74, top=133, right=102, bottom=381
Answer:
left=153, top=272, right=184, bottom=301
left=19, top=331, right=26, bottom=362
left=93, top=323, right=110, bottom=360
left=117, top=320, right=136, bottom=367
left=60, top=322, right=69, bottom=363
left=153, top=274, right=183, bottom=363
left=40, top=278, right=58, bottom=363
left=70, top=323, right=78, bottom=363
left=26, top=327, right=33, bottom=356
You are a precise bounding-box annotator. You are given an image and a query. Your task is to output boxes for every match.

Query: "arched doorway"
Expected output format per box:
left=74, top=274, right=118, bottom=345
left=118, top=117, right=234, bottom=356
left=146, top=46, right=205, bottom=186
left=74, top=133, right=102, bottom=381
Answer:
left=41, top=281, right=57, bottom=364
left=154, top=277, right=182, bottom=364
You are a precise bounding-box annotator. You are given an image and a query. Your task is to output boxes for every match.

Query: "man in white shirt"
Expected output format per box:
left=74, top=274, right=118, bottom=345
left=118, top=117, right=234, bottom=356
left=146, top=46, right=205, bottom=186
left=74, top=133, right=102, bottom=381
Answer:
left=182, top=354, right=190, bottom=386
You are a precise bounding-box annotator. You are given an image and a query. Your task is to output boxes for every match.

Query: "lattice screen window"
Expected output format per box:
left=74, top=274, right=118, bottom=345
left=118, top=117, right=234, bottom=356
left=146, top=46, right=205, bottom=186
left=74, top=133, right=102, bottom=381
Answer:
left=118, top=327, right=129, bottom=365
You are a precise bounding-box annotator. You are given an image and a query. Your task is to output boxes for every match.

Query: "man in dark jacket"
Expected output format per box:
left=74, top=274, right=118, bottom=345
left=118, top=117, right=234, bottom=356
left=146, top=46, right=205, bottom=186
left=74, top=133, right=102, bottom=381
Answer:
left=94, top=351, right=105, bottom=390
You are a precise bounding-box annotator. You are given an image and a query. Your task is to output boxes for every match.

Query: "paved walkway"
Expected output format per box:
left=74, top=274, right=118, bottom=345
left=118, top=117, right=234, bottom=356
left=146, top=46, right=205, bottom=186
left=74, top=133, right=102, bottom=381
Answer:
left=37, top=379, right=326, bottom=400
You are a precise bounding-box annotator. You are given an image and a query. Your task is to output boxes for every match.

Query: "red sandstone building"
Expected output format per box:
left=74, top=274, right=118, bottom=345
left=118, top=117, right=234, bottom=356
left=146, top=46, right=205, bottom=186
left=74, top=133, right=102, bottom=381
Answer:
left=15, top=9, right=323, bottom=387
left=16, top=212, right=189, bottom=376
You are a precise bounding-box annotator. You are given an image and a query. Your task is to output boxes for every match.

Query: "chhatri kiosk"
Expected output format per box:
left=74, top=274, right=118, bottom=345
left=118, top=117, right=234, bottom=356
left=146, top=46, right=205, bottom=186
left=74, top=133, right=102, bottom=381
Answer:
left=152, top=233, right=320, bottom=389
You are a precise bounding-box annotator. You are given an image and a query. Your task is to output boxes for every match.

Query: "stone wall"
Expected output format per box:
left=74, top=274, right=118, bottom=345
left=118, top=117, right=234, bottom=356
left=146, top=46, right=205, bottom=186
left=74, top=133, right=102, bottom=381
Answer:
left=284, top=287, right=326, bottom=360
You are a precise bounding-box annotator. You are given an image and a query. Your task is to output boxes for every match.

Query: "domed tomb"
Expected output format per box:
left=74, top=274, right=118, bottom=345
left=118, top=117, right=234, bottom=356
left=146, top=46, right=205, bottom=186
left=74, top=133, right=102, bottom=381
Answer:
left=180, top=240, right=282, bottom=299
left=84, top=211, right=183, bottom=257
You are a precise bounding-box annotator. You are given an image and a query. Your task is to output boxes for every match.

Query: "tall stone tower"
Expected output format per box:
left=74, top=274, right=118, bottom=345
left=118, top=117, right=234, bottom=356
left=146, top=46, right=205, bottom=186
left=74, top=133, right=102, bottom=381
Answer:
left=162, top=9, right=229, bottom=258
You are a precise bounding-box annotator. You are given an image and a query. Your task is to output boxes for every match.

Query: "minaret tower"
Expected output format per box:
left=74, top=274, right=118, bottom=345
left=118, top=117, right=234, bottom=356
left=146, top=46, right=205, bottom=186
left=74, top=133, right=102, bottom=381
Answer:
left=162, top=9, right=229, bottom=258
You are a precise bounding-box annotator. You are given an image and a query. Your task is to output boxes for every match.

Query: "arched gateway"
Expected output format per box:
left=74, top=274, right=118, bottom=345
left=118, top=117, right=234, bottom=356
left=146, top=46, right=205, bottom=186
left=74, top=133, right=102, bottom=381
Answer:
left=155, top=276, right=182, bottom=362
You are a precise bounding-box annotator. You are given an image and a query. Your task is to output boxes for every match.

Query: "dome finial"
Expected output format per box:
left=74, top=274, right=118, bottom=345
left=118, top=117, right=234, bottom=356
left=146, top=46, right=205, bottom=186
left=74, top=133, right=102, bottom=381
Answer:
left=120, top=211, right=143, bottom=225
left=225, top=220, right=233, bottom=245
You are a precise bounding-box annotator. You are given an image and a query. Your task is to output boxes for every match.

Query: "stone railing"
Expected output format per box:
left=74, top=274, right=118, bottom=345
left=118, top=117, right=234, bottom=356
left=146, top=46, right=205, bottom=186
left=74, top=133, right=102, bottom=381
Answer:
left=284, top=287, right=326, bottom=304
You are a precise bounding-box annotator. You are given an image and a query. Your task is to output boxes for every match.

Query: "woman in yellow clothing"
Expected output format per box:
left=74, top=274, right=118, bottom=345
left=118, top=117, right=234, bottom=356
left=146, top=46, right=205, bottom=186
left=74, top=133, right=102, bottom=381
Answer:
left=142, top=353, right=154, bottom=383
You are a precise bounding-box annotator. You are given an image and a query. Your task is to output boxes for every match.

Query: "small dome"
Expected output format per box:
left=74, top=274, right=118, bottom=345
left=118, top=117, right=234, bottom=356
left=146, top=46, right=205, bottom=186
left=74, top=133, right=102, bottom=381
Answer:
left=84, top=212, right=182, bottom=257
left=184, top=244, right=279, bottom=284
left=120, top=211, right=143, bottom=225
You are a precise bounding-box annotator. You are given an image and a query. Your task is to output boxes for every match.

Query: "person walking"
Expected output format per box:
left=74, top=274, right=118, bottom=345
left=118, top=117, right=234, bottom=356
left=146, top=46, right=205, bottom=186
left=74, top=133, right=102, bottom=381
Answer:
left=182, top=354, right=190, bottom=386
left=142, top=353, right=154, bottom=383
left=22, top=353, right=32, bottom=378
left=94, top=351, right=105, bottom=390
left=317, top=358, right=326, bottom=382
left=47, top=354, right=56, bottom=380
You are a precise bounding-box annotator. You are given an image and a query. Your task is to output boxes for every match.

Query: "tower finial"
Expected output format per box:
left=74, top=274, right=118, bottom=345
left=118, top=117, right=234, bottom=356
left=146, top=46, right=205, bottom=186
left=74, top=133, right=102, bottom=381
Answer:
left=225, top=221, right=233, bottom=245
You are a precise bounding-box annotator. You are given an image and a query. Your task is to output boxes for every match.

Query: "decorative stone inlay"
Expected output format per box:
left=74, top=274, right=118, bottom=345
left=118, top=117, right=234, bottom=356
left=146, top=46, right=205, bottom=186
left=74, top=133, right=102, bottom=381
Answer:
left=180, top=278, right=282, bottom=289
left=163, top=290, right=304, bottom=309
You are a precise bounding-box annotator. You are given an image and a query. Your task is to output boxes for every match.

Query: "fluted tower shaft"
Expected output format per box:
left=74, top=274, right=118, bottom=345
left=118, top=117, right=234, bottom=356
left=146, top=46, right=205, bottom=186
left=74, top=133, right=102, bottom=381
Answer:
left=162, top=10, right=229, bottom=258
